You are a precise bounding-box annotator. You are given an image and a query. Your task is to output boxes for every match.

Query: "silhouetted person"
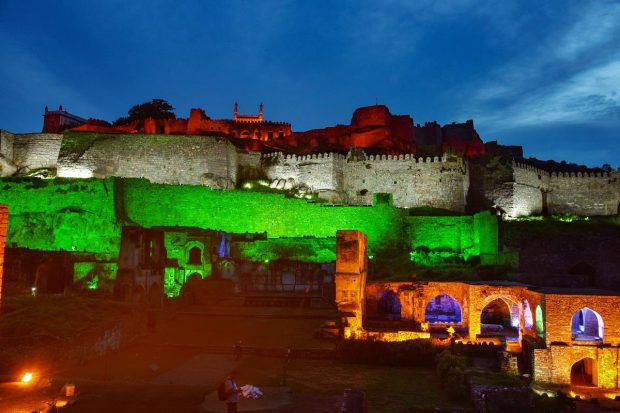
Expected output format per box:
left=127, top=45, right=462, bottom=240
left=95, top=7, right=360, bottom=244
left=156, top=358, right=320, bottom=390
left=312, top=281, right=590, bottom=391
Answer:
left=224, top=369, right=242, bottom=413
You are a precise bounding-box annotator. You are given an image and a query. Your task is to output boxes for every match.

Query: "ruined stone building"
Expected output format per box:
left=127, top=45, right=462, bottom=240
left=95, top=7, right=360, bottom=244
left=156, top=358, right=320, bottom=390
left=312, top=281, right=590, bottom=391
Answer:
left=0, top=103, right=619, bottom=392
left=336, top=230, right=620, bottom=391
left=1, top=103, right=618, bottom=217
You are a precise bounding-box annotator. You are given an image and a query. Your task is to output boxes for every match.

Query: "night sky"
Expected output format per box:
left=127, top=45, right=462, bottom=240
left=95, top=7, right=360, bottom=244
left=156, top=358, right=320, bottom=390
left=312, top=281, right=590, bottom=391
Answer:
left=1, top=0, right=618, bottom=167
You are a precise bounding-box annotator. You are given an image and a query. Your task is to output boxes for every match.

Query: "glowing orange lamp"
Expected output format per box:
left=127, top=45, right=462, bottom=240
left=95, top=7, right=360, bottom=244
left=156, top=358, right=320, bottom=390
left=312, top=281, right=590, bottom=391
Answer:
left=21, top=372, right=33, bottom=383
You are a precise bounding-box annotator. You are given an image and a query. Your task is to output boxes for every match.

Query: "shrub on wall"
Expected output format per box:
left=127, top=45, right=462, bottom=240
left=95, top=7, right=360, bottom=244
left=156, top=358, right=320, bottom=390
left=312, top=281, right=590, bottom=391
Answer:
left=436, top=349, right=468, bottom=400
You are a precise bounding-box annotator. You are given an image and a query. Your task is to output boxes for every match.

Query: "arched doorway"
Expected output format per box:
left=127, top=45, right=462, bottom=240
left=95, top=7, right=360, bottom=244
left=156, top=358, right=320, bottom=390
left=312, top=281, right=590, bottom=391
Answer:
left=378, top=290, right=401, bottom=320
left=523, top=300, right=534, bottom=330
left=188, top=246, right=202, bottom=265
left=571, top=358, right=597, bottom=387
left=535, top=305, right=544, bottom=338
left=571, top=307, right=603, bottom=341
left=481, top=298, right=518, bottom=337
left=424, top=294, right=462, bottom=324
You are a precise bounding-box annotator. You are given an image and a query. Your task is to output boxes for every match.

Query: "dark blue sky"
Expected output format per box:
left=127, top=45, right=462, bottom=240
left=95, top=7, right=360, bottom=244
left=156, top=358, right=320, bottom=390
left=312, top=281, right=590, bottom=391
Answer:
left=1, top=0, right=618, bottom=167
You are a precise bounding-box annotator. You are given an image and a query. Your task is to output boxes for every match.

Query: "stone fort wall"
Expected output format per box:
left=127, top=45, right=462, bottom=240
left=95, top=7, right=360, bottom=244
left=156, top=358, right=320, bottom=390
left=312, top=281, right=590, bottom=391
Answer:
left=0, top=131, right=618, bottom=216
left=342, top=153, right=468, bottom=212
left=56, top=133, right=238, bottom=187
left=512, top=161, right=620, bottom=217
left=261, top=152, right=469, bottom=211
left=1, top=131, right=63, bottom=175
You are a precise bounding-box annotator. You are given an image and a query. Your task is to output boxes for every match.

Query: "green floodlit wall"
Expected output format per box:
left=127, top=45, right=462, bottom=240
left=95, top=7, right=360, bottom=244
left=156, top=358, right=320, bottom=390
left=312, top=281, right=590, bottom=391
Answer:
left=74, top=262, right=118, bottom=291
left=0, top=177, right=498, bottom=265
left=232, top=238, right=337, bottom=263
left=120, top=179, right=407, bottom=256
left=0, top=178, right=120, bottom=254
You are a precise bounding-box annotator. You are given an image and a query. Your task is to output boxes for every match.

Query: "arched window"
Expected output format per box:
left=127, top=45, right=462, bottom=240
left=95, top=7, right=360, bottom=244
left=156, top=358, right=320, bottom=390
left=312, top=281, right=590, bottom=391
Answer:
left=571, top=358, right=597, bottom=387
left=378, top=290, right=401, bottom=321
left=424, top=294, right=462, bottom=324
left=523, top=300, right=534, bottom=330
left=188, top=246, right=202, bottom=265
left=535, top=305, right=544, bottom=337
left=571, top=307, right=603, bottom=341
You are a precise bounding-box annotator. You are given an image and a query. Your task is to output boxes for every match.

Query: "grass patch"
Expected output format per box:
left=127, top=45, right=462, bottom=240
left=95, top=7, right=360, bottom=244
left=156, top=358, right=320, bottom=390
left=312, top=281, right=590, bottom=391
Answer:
left=0, top=295, right=133, bottom=338
left=238, top=357, right=461, bottom=412
left=468, top=370, right=524, bottom=387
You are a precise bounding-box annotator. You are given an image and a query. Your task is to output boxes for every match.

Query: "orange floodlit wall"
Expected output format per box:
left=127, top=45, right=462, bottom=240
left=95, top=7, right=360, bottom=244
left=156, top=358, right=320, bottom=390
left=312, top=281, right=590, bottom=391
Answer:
left=335, top=230, right=620, bottom=389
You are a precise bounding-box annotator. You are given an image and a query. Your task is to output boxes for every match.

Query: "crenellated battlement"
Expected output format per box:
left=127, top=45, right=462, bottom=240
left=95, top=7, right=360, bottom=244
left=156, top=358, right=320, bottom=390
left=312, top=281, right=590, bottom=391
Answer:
left=261, top=152, right=345, bottom=162
left=512, top=161, right=548, bottom=177
left=548, top=170, right=612, bottom=179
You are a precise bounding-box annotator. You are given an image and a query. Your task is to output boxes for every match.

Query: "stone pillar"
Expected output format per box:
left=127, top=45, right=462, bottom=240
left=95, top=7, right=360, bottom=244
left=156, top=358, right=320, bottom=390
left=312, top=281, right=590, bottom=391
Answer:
left=335, top=230, right=368, bottom=337
left=0, top=204, right=7, bottom=311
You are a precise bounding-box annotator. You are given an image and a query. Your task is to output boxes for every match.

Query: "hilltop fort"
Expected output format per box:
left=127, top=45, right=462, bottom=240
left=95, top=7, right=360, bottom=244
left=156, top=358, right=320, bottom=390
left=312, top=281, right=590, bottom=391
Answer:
left=2, top=102, right=618, bottom=218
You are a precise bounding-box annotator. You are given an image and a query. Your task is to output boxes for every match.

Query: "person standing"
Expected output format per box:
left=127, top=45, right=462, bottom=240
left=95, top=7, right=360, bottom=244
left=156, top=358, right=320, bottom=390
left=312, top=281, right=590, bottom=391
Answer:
left=224, top=369, right=242, bottom=413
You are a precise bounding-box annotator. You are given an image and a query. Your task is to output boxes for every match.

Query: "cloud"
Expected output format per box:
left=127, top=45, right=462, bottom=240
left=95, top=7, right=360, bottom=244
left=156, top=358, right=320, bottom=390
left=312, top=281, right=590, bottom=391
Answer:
left=341, top=0, right=521, bottom=61
left=0, top=36, right=97, bottom=115
left=466, top=1, right=620, bottom=130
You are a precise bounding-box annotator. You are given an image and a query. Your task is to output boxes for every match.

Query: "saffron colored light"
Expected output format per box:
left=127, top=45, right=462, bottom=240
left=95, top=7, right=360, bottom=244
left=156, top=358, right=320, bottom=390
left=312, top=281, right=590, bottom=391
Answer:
left=21, top=372, right=33, bottom=383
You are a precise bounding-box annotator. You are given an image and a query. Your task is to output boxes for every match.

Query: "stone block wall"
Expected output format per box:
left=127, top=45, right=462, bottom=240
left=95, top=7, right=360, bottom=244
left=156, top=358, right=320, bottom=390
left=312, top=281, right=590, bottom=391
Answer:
left=11, top=133, right=63, bottom=173
left=511, top=163, right=545, bottom=216
left=543, top=293, right=620, bottom=346
left=533, top=345, right=619, bottom=388
left=0, top=179, right=119, bottom=253
left=261, top=152, right=344, bottom=200
left=0, top=130, right=14, bottom=162
left=335, top=230, right=368, bottom=335
left=343, top=153, right=469, bottom=212
left=546, top=171, right=620, bottom=216
left=57, top=133, right=238, bottom=187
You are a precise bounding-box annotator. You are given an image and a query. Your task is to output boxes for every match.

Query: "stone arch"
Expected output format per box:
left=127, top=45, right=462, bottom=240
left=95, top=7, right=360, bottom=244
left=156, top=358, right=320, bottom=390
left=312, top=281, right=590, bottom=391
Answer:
left=424, top=293, right=462, bottom=324
left=378, top=290, right=401, bottom=320
left=571, top=307, right=603, bottom=341
left=570, top=357, right=597, bottom=387
left=220, top=259, right=235, bottom=279
left=523, top=299, right=534, bottom=330
left=187, top=272, right=202, bottom=282
left=240, top=130, right=250, bottom=139
left=535, top=305, right=544, bottom=338
left=185, top=242, right=204, bottom=265
left=480, top=296, right=519, bottom=336
left=188, top=246, right=202, bottom=265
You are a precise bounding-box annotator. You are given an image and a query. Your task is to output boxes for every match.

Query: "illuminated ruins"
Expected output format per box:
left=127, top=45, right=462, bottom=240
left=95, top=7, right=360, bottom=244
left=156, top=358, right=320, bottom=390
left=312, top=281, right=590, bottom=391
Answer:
left=0, top=103, right=619, bottom=392
left=335, top=230, right=620, bottom=390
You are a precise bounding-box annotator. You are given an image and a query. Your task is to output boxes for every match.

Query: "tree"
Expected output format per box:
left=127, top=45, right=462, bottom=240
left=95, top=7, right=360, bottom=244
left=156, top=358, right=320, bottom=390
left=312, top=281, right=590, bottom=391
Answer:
left=113, top=99, right=176, bottom=126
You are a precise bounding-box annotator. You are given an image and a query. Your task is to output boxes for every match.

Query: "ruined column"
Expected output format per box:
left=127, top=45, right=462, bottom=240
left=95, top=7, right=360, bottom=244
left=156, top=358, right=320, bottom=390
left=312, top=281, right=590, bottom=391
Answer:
left=334, top=230, right=368, bottom=338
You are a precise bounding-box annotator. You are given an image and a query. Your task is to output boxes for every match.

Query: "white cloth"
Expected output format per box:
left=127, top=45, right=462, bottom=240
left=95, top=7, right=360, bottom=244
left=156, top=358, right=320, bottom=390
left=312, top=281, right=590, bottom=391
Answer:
left=240, top=384, right=263, bottom=399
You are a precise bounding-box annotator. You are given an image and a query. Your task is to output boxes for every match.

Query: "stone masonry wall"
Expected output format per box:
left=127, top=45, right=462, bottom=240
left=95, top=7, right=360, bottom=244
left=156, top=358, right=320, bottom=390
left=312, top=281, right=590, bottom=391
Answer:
left=511, top=163, right=545, bottom=216
left=546, top=171, right=620, bottom=216
left=543, top=293, right=620, bottom=346
left=57, top=133, right=238, bottom=187
left=533, top=345, right=619, bottom=388
left=343, top=153, right=469, bottom=211
left=11, top=133, right=63, bottom=173
left=261, top=152, right=344, bottom=201
left=0, top=130, right=14, bottom=162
